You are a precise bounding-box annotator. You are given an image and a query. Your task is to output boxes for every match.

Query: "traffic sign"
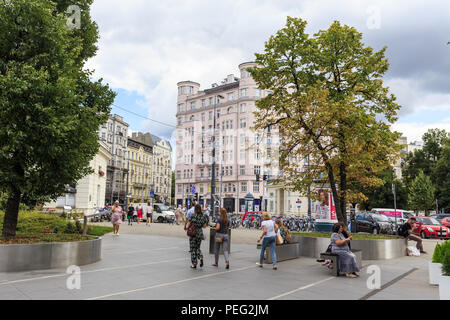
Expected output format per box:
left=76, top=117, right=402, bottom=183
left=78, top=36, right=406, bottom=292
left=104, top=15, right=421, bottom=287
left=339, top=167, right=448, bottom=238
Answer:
left=191, top=185, right=196, bottom=194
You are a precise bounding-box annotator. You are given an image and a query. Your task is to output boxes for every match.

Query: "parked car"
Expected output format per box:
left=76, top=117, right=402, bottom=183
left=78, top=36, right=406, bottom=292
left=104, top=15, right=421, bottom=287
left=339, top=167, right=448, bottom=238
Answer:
left=440, top=217, right=450, bottom=229
left=370, top=208, right=414, bottom=225
left=430, top=213, right=450, bottom=222
left=355, top=212, right=393, bottom=235
left=153, top=203, right=175, bottom=223
left=413, top=216, right=449, bottom=239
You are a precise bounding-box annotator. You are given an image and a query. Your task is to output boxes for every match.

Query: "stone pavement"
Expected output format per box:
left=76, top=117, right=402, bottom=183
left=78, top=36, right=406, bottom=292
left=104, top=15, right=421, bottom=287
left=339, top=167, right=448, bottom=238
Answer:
left=0, top=222, right=443, bottom=300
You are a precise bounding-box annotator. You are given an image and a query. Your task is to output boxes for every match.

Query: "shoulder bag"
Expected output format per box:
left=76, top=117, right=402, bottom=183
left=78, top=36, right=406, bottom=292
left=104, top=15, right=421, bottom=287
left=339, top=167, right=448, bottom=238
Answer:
left=187, top=223, right=197, bottom=237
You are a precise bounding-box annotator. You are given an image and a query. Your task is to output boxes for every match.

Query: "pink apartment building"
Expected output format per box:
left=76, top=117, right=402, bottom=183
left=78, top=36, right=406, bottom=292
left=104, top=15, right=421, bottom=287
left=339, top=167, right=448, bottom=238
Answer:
left=175, top=62, right=280, bottom=214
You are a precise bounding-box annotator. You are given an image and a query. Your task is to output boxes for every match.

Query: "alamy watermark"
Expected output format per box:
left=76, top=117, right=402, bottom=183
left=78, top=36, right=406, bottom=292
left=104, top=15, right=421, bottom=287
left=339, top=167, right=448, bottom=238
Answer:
left=366, top=6, right=381, bottom=30
left=66, top=5, right=81, bottom=30
left=366, top=265, right=381, bottom=290
left=66, top=265, right=81, bottom=290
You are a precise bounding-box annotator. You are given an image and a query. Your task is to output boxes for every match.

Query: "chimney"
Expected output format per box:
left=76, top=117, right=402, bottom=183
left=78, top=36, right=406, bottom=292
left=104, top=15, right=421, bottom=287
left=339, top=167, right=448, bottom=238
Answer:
left=227, top=74, right=234, bottom=83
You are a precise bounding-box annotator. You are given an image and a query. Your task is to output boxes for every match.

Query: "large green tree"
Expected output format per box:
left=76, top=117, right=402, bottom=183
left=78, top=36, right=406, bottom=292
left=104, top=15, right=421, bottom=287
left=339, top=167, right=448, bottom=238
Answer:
left=357, top=168, right=408, bottom=211
left=433, top=139, right=450, bottom=212
left=0, top=0, right=115, bottom=237
left=402, top=128, right=449, bottom=212
left=409, top=170, right=435, bottom=215
left=249, top=17, right=401, bottom=224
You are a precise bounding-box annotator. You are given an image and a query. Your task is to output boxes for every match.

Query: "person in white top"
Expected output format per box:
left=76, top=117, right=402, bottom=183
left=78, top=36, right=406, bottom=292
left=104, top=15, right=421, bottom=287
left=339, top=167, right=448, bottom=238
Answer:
left=257, top=212, right=279, bottom=269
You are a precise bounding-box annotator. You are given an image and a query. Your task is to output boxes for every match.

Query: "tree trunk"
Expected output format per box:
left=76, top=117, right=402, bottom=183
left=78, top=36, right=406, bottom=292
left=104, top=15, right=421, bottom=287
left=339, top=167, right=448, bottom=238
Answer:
left=2, top=189, right=21, bottom=238
left=326, top=164, right=344, bottom=223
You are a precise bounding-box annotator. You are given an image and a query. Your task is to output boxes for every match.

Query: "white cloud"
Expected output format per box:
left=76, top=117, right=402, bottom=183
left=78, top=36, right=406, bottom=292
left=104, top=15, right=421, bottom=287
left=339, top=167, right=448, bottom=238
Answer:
left=86, top=0, right=450, bottom=143
left=392, top=120, right=450, bottom=143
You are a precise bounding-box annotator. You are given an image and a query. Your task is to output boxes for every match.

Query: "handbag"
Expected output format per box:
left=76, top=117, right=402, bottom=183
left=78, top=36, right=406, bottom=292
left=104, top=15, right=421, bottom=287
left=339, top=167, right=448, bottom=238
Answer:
left=187, top=223, right=197, bottom=237
left=215, top=233, right=224, bottom=243
left=276, top=232, right=283, bottom=245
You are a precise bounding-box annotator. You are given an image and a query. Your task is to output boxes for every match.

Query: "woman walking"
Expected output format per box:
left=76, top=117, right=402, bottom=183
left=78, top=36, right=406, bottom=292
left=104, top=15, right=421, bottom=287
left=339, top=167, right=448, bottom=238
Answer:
left=330, top=222, right=360, bottom=278
left=212, top=208, right=230, bottom=269
left=127, top=202, right=135, bottom=226
left=257, top=212, right=279, bottom=269
left=111, top=200, right=123, bottom=236
left=186, top=204, right=208, bottom=269
left=137, top=203, right=143, bottom=224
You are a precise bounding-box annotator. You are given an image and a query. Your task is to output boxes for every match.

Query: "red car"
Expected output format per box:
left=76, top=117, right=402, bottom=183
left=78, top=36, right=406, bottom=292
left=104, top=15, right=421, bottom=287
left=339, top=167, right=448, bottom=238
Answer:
left=413, top=216, right=449, bottom=239
left=441, top=217, right=450, bottom=229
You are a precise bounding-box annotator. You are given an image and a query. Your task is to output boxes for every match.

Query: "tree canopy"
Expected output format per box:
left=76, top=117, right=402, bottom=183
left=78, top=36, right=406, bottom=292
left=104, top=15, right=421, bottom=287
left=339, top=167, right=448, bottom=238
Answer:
left=0, top=0, right=115, bottom=237
left=249, top=17, right=402, bottom=224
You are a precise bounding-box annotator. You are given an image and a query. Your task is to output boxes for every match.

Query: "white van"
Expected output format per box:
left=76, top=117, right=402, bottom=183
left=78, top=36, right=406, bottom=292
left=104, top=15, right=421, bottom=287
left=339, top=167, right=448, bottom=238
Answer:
left=370, top=208, right=414, bottom=225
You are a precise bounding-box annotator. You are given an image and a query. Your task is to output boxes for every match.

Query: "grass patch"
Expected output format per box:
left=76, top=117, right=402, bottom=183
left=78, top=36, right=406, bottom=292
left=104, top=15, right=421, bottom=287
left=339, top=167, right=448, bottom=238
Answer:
left=0, top=211, right=112, bottom=244
left=291, top=232, right=402, bottom=240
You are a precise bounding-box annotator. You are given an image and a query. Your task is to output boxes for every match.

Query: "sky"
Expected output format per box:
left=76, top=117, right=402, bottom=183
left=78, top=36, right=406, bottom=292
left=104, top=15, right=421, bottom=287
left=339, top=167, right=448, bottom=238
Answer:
left=85, top=0, right=450, bottom=150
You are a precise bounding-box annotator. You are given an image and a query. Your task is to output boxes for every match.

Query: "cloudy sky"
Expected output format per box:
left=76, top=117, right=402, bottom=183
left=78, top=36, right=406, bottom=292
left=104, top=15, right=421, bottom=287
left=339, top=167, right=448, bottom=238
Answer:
left=86, top=0, right=450, bottom=146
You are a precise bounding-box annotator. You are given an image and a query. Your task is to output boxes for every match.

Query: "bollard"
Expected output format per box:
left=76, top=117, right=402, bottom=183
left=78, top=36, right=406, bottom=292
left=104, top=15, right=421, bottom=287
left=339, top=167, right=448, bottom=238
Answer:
left=83, top=216, right=87, bottom=235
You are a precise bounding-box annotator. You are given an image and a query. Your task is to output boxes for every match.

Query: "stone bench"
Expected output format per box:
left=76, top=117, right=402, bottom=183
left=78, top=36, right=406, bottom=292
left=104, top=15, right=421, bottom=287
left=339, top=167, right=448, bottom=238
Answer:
left=257, top=242, right=301, bottom=264
left=320, top=249, right=362, bottom=276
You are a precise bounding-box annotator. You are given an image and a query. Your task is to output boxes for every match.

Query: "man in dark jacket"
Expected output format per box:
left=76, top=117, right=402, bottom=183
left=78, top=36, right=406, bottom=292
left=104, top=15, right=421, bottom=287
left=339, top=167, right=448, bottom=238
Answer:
left=404, top=217, right=426, bottom=254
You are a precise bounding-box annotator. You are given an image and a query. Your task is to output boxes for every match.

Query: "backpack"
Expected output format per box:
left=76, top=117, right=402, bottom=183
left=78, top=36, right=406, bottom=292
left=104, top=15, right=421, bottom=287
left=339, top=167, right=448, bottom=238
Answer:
left=187, top=223, right=197, bottom=237
left=398, top=224, right=407, bottom=237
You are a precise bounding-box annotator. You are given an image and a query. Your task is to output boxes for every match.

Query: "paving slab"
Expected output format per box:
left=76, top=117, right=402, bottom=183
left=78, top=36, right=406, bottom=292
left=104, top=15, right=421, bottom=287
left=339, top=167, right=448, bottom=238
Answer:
left=0, top=225, right=442, bottom=300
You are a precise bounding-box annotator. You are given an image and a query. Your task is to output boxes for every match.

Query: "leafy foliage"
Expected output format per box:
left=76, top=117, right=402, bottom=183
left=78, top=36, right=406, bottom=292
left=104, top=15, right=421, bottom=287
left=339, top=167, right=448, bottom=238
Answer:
left=442, top=241, right=450, bottom=276
left=408, top=170, right=435, bottom=214
left=432, top=243, right=442, bottom=263
left=249, top=17, right=401, bottom=223
left=0, top=0, right=115, bottom=236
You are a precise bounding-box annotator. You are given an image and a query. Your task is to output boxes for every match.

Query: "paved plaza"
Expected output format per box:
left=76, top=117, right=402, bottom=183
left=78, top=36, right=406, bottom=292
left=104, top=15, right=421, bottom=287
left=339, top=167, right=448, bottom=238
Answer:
left=0, top=223, right=442, bottom=300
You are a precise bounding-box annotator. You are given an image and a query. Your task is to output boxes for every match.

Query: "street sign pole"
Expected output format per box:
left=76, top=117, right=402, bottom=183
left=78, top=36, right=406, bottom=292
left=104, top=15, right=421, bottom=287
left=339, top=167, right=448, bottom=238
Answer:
left=392, top=183, right=397, bottom=232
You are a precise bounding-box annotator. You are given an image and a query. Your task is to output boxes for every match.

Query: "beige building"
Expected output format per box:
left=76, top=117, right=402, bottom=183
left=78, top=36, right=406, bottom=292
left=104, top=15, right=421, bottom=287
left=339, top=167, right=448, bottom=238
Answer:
left=175, top=62, right=281, bottom=213
left=150, top=134, right=172, bottom=205
left=127, top=132, right=153, bottom=205
left=44, top=141, right=111, bottom=215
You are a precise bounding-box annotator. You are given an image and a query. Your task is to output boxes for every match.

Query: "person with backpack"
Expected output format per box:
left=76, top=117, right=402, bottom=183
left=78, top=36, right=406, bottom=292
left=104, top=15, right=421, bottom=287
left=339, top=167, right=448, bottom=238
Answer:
left=186, top=204, right=208, bottom=269
left=212, top=208, right=230, bottom=269
left=401, top=217, right=426, bottom=254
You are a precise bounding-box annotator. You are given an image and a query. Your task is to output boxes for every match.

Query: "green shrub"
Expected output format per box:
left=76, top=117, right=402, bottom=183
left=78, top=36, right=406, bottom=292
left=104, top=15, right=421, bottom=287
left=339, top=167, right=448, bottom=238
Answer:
left=442, top=243, right=450, bottom=276
left=75, top=220, right=82, bottom=234
left=64, top=221, right=75, bottom=234
left=432, top=243, right=442, bottom=263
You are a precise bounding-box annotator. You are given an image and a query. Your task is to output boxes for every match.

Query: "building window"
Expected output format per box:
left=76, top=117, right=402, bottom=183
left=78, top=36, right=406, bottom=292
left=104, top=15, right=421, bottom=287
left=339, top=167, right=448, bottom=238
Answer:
left=216, top=109, right=221, bottom=119
left=241, top=182, right=247, bottom=192
left=240, top=165, right=245, bottom=175
left=240, top=103, right=246, bottom=113
left=240, top=133, right=245, bottom=144
left=209, top=97, right=213, bottom=105
left=254, top=165, right=260, bottom=175
left=255, top=88, right=261, bottom=97
left=240, top=119, right=246, bottom=128
left=209, top=111, right=213, bottom=120
left=227, top=92, right=234, bottom=101
left=190, top=101, right=196, bottom=110
left=240, top=88, right=247, bottom=97
left=253, top=182, right=259, bottom=193
left=201, top=113, right=205, bottom=121
left=240, top=69, right=246, bottom=78
left=227, top=106, right=234, bottom=114
left=201, top=99, right=206, bottom=107
left=240, top=149, right=246, bottom=160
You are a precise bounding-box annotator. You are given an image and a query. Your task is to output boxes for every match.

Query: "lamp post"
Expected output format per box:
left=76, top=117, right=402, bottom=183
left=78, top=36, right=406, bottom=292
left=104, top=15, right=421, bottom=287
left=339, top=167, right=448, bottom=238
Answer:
left=211, top=94, right=224, bottom=218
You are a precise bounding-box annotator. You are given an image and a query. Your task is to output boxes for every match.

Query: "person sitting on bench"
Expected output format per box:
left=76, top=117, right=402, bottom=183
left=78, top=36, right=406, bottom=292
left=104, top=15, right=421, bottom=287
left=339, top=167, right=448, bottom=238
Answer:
left=331, top=222, right=360, bottom=278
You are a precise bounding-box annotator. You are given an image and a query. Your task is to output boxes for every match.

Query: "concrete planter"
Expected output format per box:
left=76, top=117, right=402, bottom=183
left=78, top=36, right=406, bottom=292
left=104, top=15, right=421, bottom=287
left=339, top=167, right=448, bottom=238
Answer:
left=291, top=235, right=407, bottom=260
left=439, top=275, right=450, bottom=300
left=0, top=237, right=102, bottom=272
left=429, top=262, right=442, bottom=286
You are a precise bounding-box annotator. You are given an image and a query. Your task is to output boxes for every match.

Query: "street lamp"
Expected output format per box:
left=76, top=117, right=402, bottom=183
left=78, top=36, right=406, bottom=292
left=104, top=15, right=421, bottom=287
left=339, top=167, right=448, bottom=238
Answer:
left=124, top=148, right=130, bottom=210
left=211, top=94, right=225, bottom=219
